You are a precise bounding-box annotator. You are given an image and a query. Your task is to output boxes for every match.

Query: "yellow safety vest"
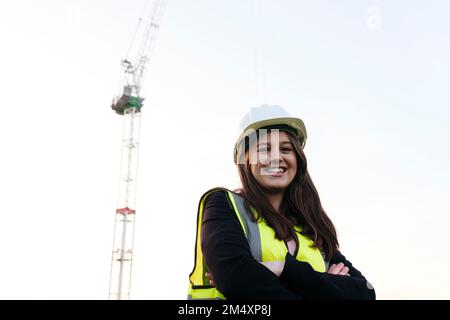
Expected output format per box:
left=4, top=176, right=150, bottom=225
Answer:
left=188, top=187, right=327, bottom=299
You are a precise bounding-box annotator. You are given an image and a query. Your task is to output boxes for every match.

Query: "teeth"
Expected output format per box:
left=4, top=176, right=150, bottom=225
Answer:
left=266, top=167, right=285, bottom=173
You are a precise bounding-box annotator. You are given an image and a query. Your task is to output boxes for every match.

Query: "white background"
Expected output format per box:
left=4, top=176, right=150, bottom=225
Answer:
left=0, top=0, right=449, bottom=299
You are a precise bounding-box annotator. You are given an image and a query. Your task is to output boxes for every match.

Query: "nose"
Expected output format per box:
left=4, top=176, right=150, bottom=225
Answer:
left=267, top=148, right=284, bottom=166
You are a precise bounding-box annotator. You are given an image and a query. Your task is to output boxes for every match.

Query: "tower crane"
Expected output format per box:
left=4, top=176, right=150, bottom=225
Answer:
left=109, top=0, right=167, bottom=300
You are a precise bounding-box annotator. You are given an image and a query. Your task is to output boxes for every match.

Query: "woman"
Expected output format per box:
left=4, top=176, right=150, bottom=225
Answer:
left=188, top=105, right=375, bottom=300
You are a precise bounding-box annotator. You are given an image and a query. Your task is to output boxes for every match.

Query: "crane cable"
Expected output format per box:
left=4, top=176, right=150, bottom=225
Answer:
left=125, top=17, right=143, bottom=62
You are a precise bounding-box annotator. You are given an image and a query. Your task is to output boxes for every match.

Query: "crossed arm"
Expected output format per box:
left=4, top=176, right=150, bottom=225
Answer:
left=201, top=191, right=376, bottom=300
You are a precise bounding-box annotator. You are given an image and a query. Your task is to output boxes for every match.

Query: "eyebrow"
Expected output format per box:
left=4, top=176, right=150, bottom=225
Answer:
left=257, top=141, right=292, bottom=146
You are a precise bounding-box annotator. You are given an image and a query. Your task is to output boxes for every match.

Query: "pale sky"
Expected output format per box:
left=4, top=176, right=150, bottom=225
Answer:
left=0, top=0, right=449, bottom=299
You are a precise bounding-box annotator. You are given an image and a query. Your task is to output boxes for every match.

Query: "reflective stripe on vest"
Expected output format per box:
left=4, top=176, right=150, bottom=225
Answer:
left=188, top=188, right=327, bottom=300
left=227, top=191, right=263, bottom=262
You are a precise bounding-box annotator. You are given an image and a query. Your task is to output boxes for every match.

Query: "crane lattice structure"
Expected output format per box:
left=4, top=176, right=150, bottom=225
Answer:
left=109, top=0, right=167, bottom=300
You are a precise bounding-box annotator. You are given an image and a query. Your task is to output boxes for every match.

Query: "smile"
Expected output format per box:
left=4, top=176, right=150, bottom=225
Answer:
left=261, top=166, right=287, bottom=176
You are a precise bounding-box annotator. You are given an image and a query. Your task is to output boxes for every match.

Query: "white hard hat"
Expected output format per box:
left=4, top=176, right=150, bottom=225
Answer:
left=233, top=104, right=307, bottom=164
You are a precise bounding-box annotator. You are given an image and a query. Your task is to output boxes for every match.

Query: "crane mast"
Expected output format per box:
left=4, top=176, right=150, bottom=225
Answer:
left=109, top=0, right=167, bottom=300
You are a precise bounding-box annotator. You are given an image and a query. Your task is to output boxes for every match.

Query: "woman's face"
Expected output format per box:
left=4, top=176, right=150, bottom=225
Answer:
left=249, top=130, right=297, bottom=193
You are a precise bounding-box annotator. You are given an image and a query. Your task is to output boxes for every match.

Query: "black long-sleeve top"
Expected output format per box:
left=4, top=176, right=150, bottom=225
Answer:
left=201, top=190, right=376, bottom=300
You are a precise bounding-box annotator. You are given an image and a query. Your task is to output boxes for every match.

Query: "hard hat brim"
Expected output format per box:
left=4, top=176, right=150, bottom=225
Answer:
left=233, top=117, right=307, bottom=164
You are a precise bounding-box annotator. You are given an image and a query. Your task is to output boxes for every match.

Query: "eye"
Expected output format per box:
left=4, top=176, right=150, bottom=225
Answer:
left=281, top=147, right=292, bottom=153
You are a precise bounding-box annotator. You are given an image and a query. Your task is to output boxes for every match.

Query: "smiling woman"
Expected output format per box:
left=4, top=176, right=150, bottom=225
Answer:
left=251, top=132, right=298, bottom=194
left=187, top=104, right=376, bottom=300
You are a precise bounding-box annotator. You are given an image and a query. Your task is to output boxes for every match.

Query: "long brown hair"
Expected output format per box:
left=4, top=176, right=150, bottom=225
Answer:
left=236, top=129, right=339, bottom=260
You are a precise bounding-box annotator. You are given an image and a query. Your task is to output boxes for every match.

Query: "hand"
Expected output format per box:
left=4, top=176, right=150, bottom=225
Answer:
left=207, top=259, right=286, bottom=285
left=205, top=272, right=215, bottom=286
left=327, top=262, right=351, bottom=276
left=259, top=261, right=285, bottom=277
